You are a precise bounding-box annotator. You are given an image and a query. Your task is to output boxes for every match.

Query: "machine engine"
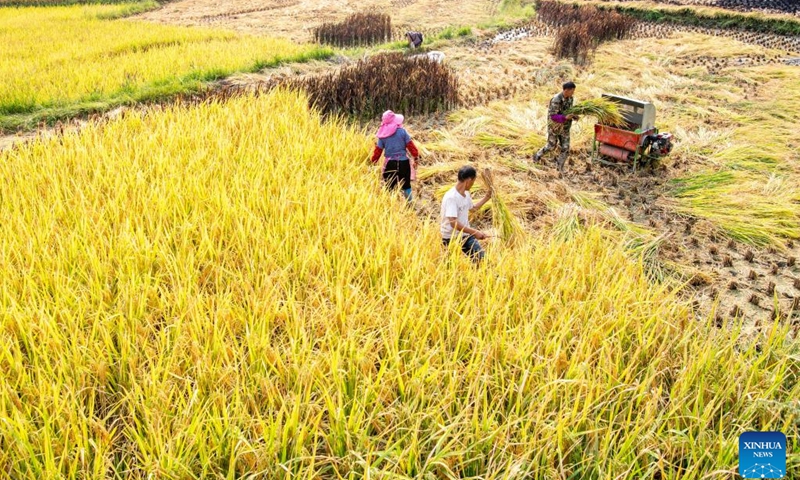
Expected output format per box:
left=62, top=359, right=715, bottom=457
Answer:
left=644, top=132, right=674, bottom=158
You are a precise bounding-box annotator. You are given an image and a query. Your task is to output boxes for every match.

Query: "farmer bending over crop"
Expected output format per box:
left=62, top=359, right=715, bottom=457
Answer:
left=533, top=81, right=578, bottom=174
left=371, top=110, right=420, bottom=202
left=406, top=31, right=423, bottom=49
left=441, top=166, right=492, bottom=262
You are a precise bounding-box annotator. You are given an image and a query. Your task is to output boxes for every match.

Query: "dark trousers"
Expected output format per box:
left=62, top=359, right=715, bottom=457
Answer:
left=536, top=128, right=571, bottom=167
left=443, top=235, right=485, bottom=262
left=383, top=160, right=412, bottom=191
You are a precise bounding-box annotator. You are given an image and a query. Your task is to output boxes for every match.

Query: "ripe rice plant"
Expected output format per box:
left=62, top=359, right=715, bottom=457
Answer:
left=273, top=52, right=459, bottom=117
left=313, top=12, right=392, bottom=47
left=0, top=3, right=330, bottom=131
left=416, top=161, right=462, bottom=181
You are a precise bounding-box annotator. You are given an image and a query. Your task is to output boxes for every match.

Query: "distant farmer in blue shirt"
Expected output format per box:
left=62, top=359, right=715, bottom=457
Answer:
left=371, top=110, right=420, bottom=202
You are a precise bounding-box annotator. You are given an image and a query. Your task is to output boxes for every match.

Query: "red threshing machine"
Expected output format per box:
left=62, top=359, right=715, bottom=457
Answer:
left=592, top=94, right=674, bottom=170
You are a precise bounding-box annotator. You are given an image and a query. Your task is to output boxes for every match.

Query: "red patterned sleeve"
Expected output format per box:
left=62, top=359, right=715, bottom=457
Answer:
left=406, top=140, right=419, bottom=158
left=371, top=145, right=383, bottom=163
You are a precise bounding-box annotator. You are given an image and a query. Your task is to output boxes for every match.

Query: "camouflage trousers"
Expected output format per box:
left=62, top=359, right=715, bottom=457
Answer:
left=535, top=129, right=571, bottom=167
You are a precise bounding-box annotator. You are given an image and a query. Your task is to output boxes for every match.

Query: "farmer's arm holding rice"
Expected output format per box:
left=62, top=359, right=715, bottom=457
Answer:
left=370, top=110, right=420, bottom=202
left=470, top=188, right=491, bottom=212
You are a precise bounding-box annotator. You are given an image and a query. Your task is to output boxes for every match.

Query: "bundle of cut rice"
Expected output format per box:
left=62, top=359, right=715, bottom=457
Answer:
left=481, top=168, right=524, bottom=245
left=565, top=98, right=625, bottom=126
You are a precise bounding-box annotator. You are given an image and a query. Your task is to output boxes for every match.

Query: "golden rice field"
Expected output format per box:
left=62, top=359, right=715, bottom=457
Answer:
left=0, top=2, right=330, bottom=130
left=0, top=89, right=798, bottom=478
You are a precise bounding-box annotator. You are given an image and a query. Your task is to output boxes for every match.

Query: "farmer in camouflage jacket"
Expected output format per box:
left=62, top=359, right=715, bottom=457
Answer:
left=534, top=81, right=578, bottom=173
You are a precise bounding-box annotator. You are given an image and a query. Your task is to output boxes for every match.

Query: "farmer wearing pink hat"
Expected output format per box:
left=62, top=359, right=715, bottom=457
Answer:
left=370, top=110, right=420, bottom=202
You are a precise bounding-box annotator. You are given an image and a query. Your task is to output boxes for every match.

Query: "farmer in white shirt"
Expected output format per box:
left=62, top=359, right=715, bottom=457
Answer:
left=441, top=166, right=492, bottom=262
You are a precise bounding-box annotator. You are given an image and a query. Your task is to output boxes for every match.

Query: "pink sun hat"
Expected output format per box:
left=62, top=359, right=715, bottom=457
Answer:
left=376, top=110, right=405, bottom=139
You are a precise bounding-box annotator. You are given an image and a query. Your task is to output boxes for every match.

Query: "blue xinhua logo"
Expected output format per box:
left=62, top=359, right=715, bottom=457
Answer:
left=739, top=432, right=787, bottom=479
